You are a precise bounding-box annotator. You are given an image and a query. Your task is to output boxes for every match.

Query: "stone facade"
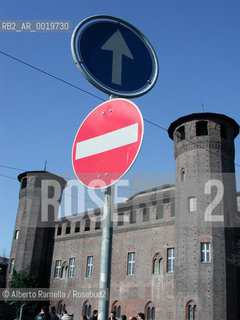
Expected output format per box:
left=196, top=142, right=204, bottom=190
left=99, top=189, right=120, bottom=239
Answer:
left=8, top=113, right=240, bottom=320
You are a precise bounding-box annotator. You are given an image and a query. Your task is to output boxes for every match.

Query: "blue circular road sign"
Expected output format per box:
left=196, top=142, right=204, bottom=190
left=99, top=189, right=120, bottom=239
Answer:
left=71, top=15, right=159, bottom=98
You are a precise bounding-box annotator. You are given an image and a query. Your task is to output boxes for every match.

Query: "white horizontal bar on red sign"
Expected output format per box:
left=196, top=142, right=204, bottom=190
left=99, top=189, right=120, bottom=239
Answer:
left=75, top=123, right=139, bottom=160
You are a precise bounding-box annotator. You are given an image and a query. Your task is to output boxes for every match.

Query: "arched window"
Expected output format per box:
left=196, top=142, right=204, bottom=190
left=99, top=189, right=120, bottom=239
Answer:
left=152, top=254, right=163, bottom=274
left=180, top=169, right=185, bottom=182
left=186, top=301, right=198, bottom=320
left=83, top=301, right=92, bottom=317
left=60, top=261, right=68, bottom=279
left=112, top=301, right=121, bottom=318
left=145, top=302, right=155, bottom=320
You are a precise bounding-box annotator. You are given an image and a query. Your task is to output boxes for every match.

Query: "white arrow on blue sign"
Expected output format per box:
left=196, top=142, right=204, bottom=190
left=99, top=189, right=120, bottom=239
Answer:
left=71, top=15, right=159, bottom=98
left=101, top=29, right=134, bottom=86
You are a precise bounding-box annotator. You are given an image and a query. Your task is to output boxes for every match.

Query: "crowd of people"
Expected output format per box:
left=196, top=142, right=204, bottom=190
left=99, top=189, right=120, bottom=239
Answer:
left=34, top=306, right=74, bottom=320
left=35, top=307, right=146, bottom=320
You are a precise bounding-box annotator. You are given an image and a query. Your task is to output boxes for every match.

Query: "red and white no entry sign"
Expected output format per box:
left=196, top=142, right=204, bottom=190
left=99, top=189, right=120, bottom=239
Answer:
left=72, top=98, right=144, bottom=189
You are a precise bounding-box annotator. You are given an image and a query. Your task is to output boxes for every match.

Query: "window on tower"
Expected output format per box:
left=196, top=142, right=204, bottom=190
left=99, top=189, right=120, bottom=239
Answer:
left=201, top=242, right=211, bottom=263
left=180, top=169, right=186, bottom=182
left=196, top=121, right=208, bottom=136
left=176, top=126, right=185, bottom=141
left=221, top=124, right=227, bottom=139
left=188, top=197, right=197, bottom=212
left=186, top=300, right=198, bottom=320
left=9, top=259, right=15, bottom=274
left=21, top=177, right=27, bottom=189
left=14, top=230, right=19, bottom=240
left=167, top=248, right=175, bottom=273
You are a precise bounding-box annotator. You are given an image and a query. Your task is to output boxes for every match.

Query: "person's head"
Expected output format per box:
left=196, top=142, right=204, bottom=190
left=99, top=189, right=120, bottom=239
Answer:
left=120, top=315, right=127, bottom=320
left=137, top=313, right=145, bottom=320
left=81, top=316, right=88, bottom=320
left=132, top=317, right=137, bottom=320
left=51, top=306, right=56, bottom=313
left=62, top=310, right=68, bottom=315
left=41, top=306, right=49, bottom=314
left=110, top=311, right=116, bottom=318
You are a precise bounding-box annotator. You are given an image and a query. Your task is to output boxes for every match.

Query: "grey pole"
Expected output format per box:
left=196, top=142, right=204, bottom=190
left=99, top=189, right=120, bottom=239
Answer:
left=19, top=303, right=26, bottom=320
left=98, top=185, right=114, bottom=320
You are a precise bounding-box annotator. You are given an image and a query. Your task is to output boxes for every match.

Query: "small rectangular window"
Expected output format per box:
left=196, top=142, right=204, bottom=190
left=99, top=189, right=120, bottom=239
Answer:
left=117, top=213, right=124, bottom=226
left=15, top=230, right=19, bottom=240
left=75, top=221, right=80, bottom=233
left=189, top=197, right=197, bottom=212
left=85, top=218, right=91, bottom=231
left=9, top=259, right=15, bottom=274
left=94, top=210, right=101, bottom=229
left=57, top=226, right=62, bottom=236
left=127, top=252, right=135, bottom=275
left=95, top=220, right=101, bottom=230
left=156, top=205, right=163, bottom=219
left=201, top=242, right=211, bottom=263
left=196, top=121, right=208, bottom=136
left=21, top=177, right=27, bottom=189
left=86, top=256, right=93, bottom=277
left=68, top=258, right=75, bottom=278
left=54, top=260, right=61, bottom=278
left=142, top=207, right=149, bottom=222
left=176, top=126, right=185, bottom=141
left=167, top=248, right=175, bottom=273
left=130, top=210, right=136, bottom=224
left=65, top=223, right=71, bottom=234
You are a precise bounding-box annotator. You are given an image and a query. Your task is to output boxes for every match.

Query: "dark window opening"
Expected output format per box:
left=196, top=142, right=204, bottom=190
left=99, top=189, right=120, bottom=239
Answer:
left=21, top=177, right=27, bottom=189
left=156, top=205, right=163, bottom=219
left=14, top=230, right=19, bottom=239
left=130, top=210, right=136, bottom=224
left=117, top=213, right=124, bottom=226
left=65, top=224, right=71, bottom=234
left=75, top=221, right=80, bottom=233
left=221, top=124, right=227, bottom=139
left=176, top=126, right=185, bottom=141
left=85, top=218, right=91, bottom=231
left=57, top=226, right=62, bottom=236
left=95, top=220, right=101, bottom=230
left=94, top=210, right=101, bottom=229
left=196, top=121, right=208, bottom=136
left=142, top=207, right=149, bottom=222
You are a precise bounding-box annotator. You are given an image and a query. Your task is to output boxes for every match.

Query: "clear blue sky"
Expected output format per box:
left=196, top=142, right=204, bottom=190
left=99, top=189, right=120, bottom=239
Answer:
left=1, top=0, right=240, bottom=257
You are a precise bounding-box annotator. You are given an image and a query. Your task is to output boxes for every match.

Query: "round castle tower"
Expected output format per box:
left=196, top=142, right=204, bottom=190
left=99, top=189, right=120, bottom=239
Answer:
left=168, top=113, right=239, bottom=320
left=9, top=171, right=66, bottom=287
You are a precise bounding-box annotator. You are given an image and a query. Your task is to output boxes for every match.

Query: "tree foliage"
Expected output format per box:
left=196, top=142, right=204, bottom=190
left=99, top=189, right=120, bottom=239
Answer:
left=9, top=270, right=41, bottom=289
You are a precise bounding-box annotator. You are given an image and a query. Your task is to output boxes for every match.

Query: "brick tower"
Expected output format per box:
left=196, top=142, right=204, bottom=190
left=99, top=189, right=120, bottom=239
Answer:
left=168, top=113, right=239, bottom=320
left=9, top=171, right=66, bottom=287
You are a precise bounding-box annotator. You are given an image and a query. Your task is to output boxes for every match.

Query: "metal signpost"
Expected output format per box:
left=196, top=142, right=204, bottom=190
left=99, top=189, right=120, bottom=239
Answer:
left=71, top=15, right=158, bottom=320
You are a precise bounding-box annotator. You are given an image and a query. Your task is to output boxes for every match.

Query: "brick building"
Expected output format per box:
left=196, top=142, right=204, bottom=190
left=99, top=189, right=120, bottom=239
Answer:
left=8, top=113, right=240, bottom=320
